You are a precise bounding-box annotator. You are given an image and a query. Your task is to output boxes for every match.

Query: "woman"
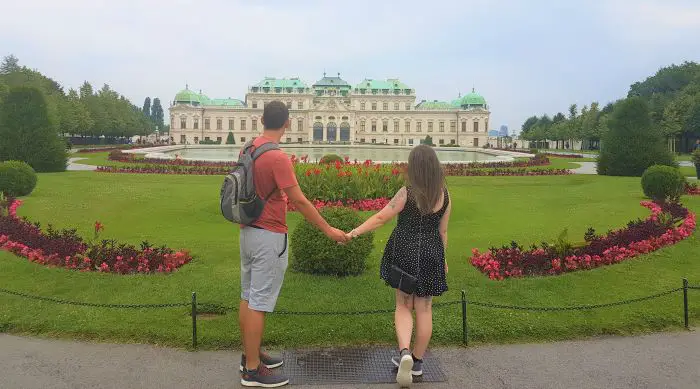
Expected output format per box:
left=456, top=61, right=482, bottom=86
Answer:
left=346, top=145, right=451, bottom=387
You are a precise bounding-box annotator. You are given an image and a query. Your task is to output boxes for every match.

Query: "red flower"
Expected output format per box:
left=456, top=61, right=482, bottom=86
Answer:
left=94, top=221, right=104, bottom=235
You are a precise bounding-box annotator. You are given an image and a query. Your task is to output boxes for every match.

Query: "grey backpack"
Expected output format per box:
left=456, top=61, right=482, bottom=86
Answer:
left=220, top=140, right=280, bottom=225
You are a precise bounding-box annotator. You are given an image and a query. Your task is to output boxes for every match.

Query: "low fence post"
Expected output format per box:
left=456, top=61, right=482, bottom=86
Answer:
left=191, top=292, right=198, bottom=349
left=683, top=279, right=689, bottom=330
left=461, top=290, right=468, bottom=346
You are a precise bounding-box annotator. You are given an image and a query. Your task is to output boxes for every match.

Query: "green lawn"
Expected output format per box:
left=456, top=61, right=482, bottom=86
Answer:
left=1, top=172, right=698, bottom=350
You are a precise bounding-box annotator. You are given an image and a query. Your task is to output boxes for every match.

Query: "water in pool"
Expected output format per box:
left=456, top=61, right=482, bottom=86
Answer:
left=164, top=146, right=498, bottom=163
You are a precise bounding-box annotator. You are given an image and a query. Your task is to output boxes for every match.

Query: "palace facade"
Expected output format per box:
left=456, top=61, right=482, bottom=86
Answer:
left=169, top=73, right=490, bottom=147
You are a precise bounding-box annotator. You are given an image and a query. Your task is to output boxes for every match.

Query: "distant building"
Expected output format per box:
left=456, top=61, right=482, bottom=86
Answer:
left=169, top=73, right=491, bottom=147
left=488, top=130, right=500, bottom=137
left=499, top=125, right=509, bottom=137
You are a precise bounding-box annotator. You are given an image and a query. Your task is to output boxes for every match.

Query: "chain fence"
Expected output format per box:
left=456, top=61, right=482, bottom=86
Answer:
left=1, top=279, right=698, bottom=349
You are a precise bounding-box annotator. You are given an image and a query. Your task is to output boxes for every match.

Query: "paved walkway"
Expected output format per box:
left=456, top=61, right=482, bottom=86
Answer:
left=570, top=161, right=597, bottom=175
left=67, top=157, right=97, bottom=171
left=1, top=331, right=698, bottom=389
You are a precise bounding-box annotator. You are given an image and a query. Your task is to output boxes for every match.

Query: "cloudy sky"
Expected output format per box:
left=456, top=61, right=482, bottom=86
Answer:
left=2, top=0, right=699, bottom=133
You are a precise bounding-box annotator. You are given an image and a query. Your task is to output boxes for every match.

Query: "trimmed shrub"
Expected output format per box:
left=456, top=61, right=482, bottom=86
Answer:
left=641, top=165, right=685, bottom=202
left=529, top=148, right=539, bottom=154
left=0, top=86, right=67, bottom=172
left=597, top=97, right=675, bottom=176
left=319, top=154, right=344, bottom=164
left=0, top=161, right=38, bottom=196
left=291, top=207, right=373, bottom=276
left=226, top=131, right=235, bottom=145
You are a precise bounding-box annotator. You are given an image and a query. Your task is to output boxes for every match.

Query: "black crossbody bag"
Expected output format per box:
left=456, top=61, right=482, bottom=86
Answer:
left=388, top=215, right=422, bottom=294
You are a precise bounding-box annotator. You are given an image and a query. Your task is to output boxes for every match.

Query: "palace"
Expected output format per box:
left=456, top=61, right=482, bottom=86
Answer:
left=169, top=73, right=490, bottom=147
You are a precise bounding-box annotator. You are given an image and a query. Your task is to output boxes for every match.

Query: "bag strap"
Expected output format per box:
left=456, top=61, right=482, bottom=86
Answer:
left=251, top=140, right=281, bottom=200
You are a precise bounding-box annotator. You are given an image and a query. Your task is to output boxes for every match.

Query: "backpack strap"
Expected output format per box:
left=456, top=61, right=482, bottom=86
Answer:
left=250, top=141, right=281, bottom=200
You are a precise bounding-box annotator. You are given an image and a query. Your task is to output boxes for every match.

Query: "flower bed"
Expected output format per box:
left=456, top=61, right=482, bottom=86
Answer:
left=109, top=150, right=233, bottom=167
left=287, top=198, right=389, bottom=212
left=77, top=145, right=152, bottom=153
left=0, top=198, right=192, bottom=274
left=544, top=153, right=584, bottom=159
left=96, top=165, right=230, bottom=175
left=685, top=182, right=700, bottom=196
left=470, top=201, right=696, bottom=280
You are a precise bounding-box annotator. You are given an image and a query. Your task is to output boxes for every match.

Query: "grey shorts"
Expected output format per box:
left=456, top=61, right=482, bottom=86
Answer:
left=240, top=227, right=289, bottom=312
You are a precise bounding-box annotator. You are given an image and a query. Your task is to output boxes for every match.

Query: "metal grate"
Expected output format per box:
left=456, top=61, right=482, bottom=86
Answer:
left=280, top=347, right=447, bottom=385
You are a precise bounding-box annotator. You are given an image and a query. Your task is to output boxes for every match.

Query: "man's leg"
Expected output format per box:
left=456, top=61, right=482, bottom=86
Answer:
left=242, top=303, right=265, bottom=370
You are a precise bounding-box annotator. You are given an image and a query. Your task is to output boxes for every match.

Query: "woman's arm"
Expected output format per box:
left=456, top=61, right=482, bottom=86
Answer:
left=439, top=193, right=452, bottom=272
left=348, top=187, right=407, bottom=238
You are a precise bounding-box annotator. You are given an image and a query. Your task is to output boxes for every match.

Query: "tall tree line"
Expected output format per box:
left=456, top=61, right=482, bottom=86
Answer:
left=0, top=54, right=163, bottom=140
left=520, top=61, right=700, bottom=152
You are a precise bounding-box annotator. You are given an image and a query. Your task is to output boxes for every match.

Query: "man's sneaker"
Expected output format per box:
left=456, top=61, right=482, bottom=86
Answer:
left=240, top=365, right=289, bottom=388
left=395, top=349, right=414, bottom=387
left=392, top=353, right=424, bottom=376
left=240, top=352, right=284, bottom=371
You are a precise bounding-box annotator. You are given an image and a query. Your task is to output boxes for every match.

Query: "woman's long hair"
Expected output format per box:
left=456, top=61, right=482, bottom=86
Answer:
left=406, top=145, right=445, bottom=214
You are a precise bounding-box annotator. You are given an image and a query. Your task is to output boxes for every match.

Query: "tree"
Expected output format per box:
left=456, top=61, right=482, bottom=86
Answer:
left=521, top=116, right=539, bottom=136
left=0, top=55, right=20, bottom=74
left=226, top=131, right=235, bottom=144
left=597, top=97, right=674, bottom=176
left=0, top=86, right=67, bottom=172
left=142, top=97, right=151, bottom=118
left=61, top=89, right=93, bottom=135
left=151, top=97, right=164, bottom=130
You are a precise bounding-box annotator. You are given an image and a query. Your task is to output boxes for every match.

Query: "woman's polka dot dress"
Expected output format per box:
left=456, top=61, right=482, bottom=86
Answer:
left=380, top=187, right=449, bottom=297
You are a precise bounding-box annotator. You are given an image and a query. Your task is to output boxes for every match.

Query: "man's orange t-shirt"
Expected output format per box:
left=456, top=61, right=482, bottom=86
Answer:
left=243, top=136, right=298, bottom=233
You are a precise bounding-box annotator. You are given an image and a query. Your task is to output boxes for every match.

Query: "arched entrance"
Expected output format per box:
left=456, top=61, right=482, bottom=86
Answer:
left=313, top=122, right=323, bottom=142
left=339, top=122, right=350, bottom=142
left=326, top=122, right=337, bottom=143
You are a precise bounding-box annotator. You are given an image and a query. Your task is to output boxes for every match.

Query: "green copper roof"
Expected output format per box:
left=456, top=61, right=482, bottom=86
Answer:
left=354, top=78, right=412, bottom=93
left=450, top=98, right=462, bottom=107
left=416, top=100, right=455, bottom=110
left=174, top=89, right=201, bottom=104
left=460, top=89, right=487, bottom=106
left=174, top=87, right=245, bottom=107
left=313, top=73, right=351, bottom=89
left=253, top=77, right=308, bottom=89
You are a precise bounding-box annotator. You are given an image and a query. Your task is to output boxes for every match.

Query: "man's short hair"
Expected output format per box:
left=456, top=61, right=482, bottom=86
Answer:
left=263, top=101, right=289, bottom=130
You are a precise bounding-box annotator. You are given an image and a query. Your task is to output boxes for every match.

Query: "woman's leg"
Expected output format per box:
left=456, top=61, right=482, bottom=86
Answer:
left=394, top=289, right=414, bottom=351
left=412, top=296, right=433, bottom=359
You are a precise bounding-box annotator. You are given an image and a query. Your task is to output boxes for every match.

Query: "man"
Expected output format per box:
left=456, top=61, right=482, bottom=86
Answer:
left=238, top=101, right=349, bottom=387
left=694, top=139, right=700, bottom=151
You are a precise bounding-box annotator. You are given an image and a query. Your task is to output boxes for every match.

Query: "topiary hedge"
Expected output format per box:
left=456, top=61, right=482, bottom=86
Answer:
left=641, top=165, right=685, bottom=203
left=291, top=207, right=374, bottom=276
left=0, top=160, right=38, bottom=197
left=319, top=154, right=344, bottom=164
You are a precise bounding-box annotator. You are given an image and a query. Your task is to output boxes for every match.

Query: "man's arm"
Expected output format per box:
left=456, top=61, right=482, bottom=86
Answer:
left=284, top=185, right=348, bottom=243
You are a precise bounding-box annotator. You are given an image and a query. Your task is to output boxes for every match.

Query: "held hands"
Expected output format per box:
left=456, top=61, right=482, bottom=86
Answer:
left=326, top=227, right=351, bottom=244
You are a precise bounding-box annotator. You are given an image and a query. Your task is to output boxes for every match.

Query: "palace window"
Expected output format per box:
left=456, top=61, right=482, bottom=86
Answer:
left=450, top=121, right=456, bottom=132
left=297, top=119, right=304, bottom=132
left=194, top=136, right=199, bottom=143
left=252, top=102, right=258, bottom=109
left=204, top=118, right=210, bottom=130
left=404, top=120, right=410, bottom=132
left=241, top=137, right=246, bottom=143
left=216, top=119, right=222, bottom=130
left=228, top=119, right=234, bottom=130
left=360, top=102, right=366, bottom=110
left=286, top=137, right=291, bottom=143
left=393, top=120, right=399, bottom=132
left=298, top=101, right=304, bottom=109
left=461, top=121, right=466, bottom=132
left=180, top=118, right=187, bottom=129
left=382, top=120, right=388, bottom=132
left=439, top=121, right=445, bottom=132
left=217, top=137, right=222, bottom=143
left=417, top=121, right=422, bottom=132
left=371, top=138, right=377, bottom=143
left=394, top=102, right=399, bottom=110
left=371, top=120, right=377, bottom=132
left=439, top=139, right=444, bottom=145
left=408, top=138, right=414, bottom=145
left=193, top=118, right=199, bottom=129
left=252, top=119, right=258, bottom=132
left=297, top=137, right=302, bottom=143
left=405, top=102, right=411, bottom=110
left=286, top=101, right=292, bottom=109
left=372, top=102, right=377, bottom=110
left=360, top=120, right=366, bottom=132
left=473, top=137, right=479, bottom=147
left=473, top=121, right=479, bottom=132
left=241, top=119, right=246, bottom=131
left=394, top=138, right=399, bottom=144
left=360, top=138, right=366, bottom=143
left=450, top=139, right=456, bottom=145
left=204, top=137, right=210, bottom=141
left=428, top=122, right=433, bottom=132
left=383, top=102, right=388, bottom=110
